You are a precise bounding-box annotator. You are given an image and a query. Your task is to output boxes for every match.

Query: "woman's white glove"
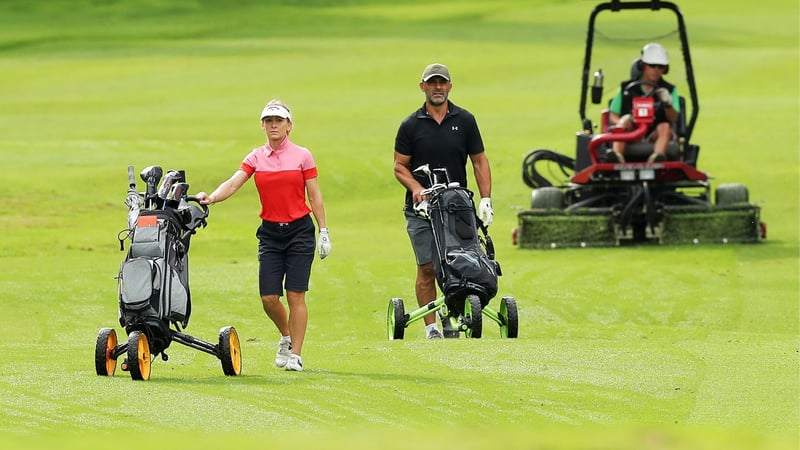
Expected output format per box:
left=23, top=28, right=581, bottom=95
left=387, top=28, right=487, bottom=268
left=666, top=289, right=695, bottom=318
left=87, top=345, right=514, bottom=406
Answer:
left=317, top=228, right=331, bottom=259
left=477, top=197, right=493, bottom=227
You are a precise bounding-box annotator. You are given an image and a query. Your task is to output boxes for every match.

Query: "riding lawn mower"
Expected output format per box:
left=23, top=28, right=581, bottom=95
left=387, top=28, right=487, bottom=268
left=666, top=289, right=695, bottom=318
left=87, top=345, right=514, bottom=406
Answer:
left=514, top=0, right=765, bottom=248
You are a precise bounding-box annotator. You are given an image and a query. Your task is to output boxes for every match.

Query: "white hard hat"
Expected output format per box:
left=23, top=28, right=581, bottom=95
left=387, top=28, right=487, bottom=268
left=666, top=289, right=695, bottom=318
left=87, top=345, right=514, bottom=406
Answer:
left=641, top=42, right=669, bottom=65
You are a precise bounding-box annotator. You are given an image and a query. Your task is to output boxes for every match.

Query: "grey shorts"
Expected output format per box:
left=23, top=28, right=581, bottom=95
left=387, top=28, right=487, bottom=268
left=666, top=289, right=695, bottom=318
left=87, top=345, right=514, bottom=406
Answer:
left=404, top=210, right=433, bottom=266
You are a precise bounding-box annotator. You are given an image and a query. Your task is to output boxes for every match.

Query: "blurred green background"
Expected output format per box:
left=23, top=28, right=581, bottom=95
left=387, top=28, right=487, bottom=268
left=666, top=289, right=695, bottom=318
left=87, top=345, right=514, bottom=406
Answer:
left=0, top=1, right=797, bottom=449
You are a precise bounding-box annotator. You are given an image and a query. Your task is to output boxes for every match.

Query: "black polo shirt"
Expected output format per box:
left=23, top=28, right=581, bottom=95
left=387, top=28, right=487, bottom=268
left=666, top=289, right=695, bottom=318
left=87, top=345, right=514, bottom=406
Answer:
left=395, top=101, right=485, bottom=210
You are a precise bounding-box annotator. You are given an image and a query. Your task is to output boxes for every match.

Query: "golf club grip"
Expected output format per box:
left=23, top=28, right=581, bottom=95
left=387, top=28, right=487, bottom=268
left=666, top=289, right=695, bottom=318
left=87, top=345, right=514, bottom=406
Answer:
left=128, top=165, right=136, bottom=189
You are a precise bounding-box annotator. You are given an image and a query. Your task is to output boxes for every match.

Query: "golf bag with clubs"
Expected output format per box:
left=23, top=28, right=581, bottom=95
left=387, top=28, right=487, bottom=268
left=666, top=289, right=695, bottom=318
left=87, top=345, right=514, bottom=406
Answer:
left=386, top=166, right=516, bottom=340
left=118, top=167, right=201, bottom=346
left=95, top=165, right=241, bottom=380
left=417, top=166, right=501, bottom=314
left=118, top=194, right=196, bottom=353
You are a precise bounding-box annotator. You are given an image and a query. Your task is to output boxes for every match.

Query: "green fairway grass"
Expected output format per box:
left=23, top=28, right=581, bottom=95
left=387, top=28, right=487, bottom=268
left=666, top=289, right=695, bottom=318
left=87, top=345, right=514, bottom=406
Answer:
left=0, top=1, right=797, bottom=449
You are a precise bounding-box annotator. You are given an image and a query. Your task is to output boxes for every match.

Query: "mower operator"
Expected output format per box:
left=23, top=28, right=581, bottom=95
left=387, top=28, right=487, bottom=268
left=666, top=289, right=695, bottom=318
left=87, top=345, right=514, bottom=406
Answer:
left=393, top=62, right=493, bottom=339
left=608, top=42, right=681, bottom=163
left=196, top=99, right=330, bottom=372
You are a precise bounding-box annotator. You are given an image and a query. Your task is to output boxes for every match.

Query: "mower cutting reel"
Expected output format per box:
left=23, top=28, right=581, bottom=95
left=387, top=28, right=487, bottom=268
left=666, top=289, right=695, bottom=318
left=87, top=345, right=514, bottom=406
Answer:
left=515, top=0, right=764, bottom=248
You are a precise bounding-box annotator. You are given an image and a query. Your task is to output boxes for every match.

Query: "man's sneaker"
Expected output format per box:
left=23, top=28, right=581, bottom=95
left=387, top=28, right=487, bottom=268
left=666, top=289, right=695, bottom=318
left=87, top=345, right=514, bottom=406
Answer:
left=275, top=337, right=292, bottom=368
left=285, top=354, right=303, bottom=372
left=427, top=328, right=444, bottom=339
left=648, top=152, right=666, bottom=163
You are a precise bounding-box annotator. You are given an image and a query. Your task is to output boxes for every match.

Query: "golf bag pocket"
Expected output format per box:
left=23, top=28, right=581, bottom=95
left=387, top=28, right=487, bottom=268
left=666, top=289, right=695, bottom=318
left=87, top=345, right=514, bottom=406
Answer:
left=164, top=262, right=189, bottom=322
left=441, top=249, right=498, bottom=306
left=130, top=215, right=167, bottom=258
left=118, top=256, right=189, bottom=322
left=119, top=257, right=161, bottom=311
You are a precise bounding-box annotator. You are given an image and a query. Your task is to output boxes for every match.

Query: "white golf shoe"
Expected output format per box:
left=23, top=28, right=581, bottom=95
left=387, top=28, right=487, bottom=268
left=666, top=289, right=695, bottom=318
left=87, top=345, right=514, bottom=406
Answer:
left=275, top=337, right=292, bottom=368
left=285, top=354, right=303, bottom=372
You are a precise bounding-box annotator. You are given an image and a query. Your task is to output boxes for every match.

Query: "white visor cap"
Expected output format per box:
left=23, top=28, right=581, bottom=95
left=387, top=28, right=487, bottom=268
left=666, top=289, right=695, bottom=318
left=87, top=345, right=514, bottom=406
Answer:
left=260, top=104, right=292, bottom=121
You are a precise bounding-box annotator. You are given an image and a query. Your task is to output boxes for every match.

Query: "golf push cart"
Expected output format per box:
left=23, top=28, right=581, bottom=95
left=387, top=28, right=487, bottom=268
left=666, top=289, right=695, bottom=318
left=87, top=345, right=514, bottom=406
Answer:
left=387, top=165, right=518, bottom=340
left=95, top=165, right=242, bottom=380
left=515, top=0, right=765, bottom=248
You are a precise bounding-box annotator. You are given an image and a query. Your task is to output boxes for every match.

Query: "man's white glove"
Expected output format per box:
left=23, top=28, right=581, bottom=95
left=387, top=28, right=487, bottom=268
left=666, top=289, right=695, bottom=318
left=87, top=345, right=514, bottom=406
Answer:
left=654, top=87, right=673, bottom=107
left=618, top=113, right=633, bottom=129
left=477, top=197, right=493, bottom=227
left=317, top=228, right=331, bottom=259
left=413, top=200, right=429, bottom=218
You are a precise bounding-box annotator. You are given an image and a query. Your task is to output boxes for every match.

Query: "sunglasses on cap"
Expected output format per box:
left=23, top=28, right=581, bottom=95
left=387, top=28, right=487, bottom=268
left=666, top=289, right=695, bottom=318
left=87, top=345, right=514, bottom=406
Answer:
left=645, top=63, right=667, bottom=70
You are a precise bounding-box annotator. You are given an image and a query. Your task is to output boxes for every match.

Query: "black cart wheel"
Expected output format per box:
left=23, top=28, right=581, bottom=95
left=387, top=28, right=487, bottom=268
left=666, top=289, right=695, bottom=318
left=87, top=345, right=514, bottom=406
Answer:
left=715, top=183, right=749, bottom=205
left=95, top=327, right=118, bottom=376
left=219, top=326, right=242, bottom=376
left=531, top=187, right=564, bottom=209
left=387, top=298, right=406, bottom=340
left=127, top=330, right=151, bottom=381
left=499, top=297, right=519, bottom=339
left=463, top=295, right=483, bottom=339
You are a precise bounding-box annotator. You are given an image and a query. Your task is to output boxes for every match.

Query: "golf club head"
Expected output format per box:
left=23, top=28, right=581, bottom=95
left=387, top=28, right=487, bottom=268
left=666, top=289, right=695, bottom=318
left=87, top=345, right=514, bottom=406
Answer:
left=168, top=182, right=189, bottom=202
left=168, top=181, right=191, bottom=220
left=157, top=169, right=184, bottom=200
left=432, top=167, right=450, bottom=185
left=139, top=166, right=163, bottom=208
left=140, top=166, right=163, bottom=185
left=412, top=164, right=433, bottom=187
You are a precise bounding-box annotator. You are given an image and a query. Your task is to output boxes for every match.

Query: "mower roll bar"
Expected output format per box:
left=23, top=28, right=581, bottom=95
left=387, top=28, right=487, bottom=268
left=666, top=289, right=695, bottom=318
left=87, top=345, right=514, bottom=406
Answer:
left=579, top=0, right=699, bottom=143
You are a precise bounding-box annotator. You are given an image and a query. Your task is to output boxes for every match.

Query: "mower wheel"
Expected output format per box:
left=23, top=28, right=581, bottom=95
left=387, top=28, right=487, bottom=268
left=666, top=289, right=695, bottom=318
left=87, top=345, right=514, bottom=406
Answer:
left=463, top=295, right=483, bottom=339
left=219, top=326, right=242, bottom=376
left=715, top=183, right=749, bottom=205
left=127, top=330, right=151, bottom=381
left=499, top=297, right=519, bottom=339
left=531, top=187, right=564, bottom=209
left=95, top=327, right=118, bottom=376
left=388, top=298, right=406, bottom=340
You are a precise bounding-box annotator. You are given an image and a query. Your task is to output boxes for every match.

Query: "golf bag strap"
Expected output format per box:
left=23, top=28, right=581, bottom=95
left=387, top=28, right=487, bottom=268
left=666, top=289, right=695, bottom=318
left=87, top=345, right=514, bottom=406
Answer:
left=477, top=220, right=496, bottom=261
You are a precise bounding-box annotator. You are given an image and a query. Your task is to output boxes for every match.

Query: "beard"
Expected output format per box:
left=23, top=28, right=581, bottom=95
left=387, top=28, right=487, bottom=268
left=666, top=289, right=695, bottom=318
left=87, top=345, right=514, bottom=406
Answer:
left=427, top=93, right=448, bottom=106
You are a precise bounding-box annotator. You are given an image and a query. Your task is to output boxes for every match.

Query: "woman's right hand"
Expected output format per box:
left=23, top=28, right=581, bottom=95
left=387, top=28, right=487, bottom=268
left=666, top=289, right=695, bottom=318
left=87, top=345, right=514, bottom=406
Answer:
left=196, top=192, right=212, bottom=205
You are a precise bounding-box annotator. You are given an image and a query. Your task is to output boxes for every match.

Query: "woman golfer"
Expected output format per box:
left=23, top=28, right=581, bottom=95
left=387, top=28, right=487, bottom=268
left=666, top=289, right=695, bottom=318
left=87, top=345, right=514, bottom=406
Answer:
left=196, top=99, right=331, bottom=372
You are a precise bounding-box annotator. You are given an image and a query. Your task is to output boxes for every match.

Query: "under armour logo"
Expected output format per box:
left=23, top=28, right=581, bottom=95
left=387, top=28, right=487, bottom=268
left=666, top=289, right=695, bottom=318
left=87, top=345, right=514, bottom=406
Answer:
left=451, top=126, right=459, bottom=131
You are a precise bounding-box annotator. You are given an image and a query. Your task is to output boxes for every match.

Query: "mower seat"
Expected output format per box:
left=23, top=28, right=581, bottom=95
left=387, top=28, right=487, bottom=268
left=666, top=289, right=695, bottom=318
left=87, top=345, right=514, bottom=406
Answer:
left=624, top=139, right=681, bottom=162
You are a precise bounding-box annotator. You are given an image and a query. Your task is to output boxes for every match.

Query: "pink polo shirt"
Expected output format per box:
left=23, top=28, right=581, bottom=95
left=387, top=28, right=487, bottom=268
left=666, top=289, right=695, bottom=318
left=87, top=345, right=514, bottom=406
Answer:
left=240, top=138, right=318, bottom=223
